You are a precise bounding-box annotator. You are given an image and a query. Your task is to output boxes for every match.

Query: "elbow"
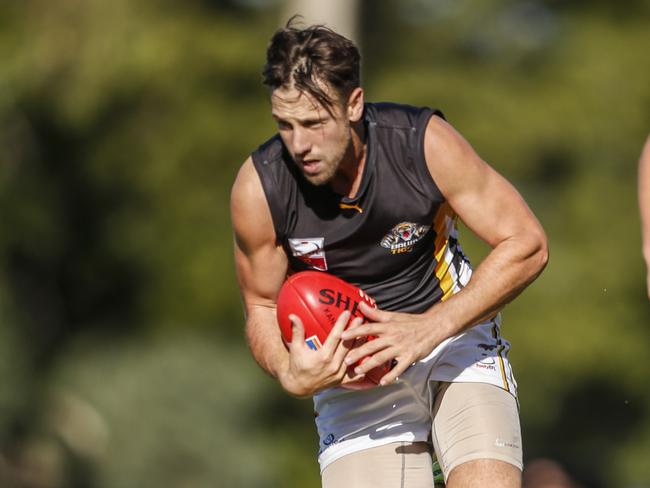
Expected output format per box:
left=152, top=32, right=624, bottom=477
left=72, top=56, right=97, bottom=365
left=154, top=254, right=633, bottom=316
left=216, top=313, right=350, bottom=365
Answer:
left=530, top=229, right=549, bottom=277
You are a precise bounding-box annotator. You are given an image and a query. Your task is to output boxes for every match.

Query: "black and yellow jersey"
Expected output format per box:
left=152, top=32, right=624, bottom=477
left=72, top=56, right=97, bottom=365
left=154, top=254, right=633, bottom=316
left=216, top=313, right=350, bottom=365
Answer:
left=251, top=102, right=472, bottom=314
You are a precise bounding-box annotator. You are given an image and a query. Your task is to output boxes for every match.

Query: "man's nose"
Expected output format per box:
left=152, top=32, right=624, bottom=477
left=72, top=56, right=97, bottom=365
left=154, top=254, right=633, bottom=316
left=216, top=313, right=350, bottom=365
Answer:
left=291, top=128, right=311, bottom=156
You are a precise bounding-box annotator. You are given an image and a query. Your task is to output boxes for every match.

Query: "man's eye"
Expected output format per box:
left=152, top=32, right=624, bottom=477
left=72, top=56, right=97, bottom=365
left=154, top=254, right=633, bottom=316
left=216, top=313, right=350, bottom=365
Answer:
left=277, top=121, right=291, bottom=130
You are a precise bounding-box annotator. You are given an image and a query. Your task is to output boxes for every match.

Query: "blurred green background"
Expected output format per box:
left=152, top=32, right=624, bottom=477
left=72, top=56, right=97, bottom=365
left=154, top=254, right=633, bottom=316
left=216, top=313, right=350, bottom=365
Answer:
left=1, top=0, right=649, bottom=486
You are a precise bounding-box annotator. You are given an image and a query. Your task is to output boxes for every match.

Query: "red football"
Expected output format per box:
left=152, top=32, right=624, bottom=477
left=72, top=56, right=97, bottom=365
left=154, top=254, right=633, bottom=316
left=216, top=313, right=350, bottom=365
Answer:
left=276, top=270, right=391, bottom=386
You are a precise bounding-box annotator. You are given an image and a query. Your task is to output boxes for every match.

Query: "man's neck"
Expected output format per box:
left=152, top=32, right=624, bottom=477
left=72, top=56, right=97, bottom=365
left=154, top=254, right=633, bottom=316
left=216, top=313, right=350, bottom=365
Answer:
left=331, top=120, right=367, bottom=198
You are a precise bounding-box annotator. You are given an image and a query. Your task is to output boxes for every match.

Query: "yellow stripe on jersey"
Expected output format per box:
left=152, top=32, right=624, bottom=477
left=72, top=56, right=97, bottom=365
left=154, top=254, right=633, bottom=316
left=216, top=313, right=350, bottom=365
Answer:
left=432, top=202, right=457, bottom=301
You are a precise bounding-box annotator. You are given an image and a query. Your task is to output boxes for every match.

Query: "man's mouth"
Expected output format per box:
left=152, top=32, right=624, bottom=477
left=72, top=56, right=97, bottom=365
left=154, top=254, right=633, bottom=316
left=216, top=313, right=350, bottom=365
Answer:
left=301, top=159, right=321, bottom=174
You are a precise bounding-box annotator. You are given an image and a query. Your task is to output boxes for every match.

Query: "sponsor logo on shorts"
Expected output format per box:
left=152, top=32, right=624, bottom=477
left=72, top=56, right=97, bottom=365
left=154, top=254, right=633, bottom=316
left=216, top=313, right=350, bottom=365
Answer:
left=478, top=357, right=496, bottom=365
left=495, top=437, right=520, bottom=449
left=475, top=363, right=497, bottom=371
left=475, top=357, right=497, bottom=371
left=380, top=222, right=430, bottom=254
left=319, top=433, right=337, bottom=454
left=288, top=237, right=328, bottom=270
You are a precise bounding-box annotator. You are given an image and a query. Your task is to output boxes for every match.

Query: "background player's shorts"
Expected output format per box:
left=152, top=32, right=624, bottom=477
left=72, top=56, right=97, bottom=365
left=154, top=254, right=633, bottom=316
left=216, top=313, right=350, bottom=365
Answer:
left=314, top=313, right=518, bottom=472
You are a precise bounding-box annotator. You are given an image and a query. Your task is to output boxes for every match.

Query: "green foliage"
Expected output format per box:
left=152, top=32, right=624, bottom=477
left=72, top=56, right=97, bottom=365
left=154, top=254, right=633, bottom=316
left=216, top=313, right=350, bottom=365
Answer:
left=46, top=334, right=309, bottom=488
left=0, top=286, right=31, bottom=435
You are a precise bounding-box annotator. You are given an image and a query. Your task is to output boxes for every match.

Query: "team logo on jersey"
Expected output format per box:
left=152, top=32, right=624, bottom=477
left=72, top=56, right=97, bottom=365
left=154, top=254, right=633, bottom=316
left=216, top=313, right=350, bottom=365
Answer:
left=380, top=222, right=431, bottom=254
left=288, top=237, right=328, bottom=270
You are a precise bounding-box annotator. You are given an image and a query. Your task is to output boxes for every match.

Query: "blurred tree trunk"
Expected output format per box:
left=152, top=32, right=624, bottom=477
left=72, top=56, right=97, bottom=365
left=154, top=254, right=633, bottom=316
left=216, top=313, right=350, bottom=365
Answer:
left=282, top=0, right=361, bottom=44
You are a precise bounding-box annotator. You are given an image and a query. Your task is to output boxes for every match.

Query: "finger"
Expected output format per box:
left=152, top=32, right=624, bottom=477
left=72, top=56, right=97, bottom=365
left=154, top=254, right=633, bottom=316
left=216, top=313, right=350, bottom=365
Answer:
left=376, top=359, right=410, bottom=386
left=350, top=346, right=398, bottom=376
left=334, top=316, right=363, bottom=363
left=330, top=315, right=360, bottom=379
left=341, top=322, right=383, bottom=341
left=344, top=337, right=390, bottom=368
left=342, top=366, right=367, bottom=384
left=288, top=314, right=306, bottom=350
left=358, top=301, right=391, bottom=322
left=323, top=310, right=351, bottom=352
left=347, top=368, right=366, bottom=382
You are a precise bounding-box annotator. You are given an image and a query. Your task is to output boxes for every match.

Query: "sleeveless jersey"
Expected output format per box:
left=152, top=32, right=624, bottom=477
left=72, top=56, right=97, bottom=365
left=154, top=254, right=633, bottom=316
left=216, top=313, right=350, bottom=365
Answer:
left=251, top=103, right=518, bottom=470
left=251, top=102, right=473, bottom=313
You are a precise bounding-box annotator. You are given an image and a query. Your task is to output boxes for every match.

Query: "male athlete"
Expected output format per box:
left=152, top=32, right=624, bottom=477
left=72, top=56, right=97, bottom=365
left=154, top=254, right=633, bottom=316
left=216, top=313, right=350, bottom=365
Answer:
left=231, top=20, right=548, bottom=488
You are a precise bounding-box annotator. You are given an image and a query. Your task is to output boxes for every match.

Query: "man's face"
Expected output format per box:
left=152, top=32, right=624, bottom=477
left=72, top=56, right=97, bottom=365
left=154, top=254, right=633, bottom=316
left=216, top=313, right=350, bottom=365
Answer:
left=271, top=85, right=352, bottom=186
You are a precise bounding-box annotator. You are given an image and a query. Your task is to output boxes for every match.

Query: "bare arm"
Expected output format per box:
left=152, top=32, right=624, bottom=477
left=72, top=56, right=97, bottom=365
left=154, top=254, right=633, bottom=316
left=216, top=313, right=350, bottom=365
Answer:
left=638, top=136, right=650, bottom=299
left=342, top=116, right=548, bottom=383
left=420, top=115, right=549, bottom=331
left=231, top=157, right=362, bottom=396
left=231, top=157, right=290, bottom=378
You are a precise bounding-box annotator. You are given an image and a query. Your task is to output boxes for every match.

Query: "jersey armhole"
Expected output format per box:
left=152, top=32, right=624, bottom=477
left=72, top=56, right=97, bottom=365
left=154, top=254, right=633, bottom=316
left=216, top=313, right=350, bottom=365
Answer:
left=250, top=151, right=287, bottom=245
left=413, top=108, right=446, bottom=202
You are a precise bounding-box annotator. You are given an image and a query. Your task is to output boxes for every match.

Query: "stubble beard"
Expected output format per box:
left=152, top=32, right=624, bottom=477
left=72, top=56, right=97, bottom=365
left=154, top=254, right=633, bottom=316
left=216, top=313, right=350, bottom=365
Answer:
left=301, top=131, right=353, bottom=187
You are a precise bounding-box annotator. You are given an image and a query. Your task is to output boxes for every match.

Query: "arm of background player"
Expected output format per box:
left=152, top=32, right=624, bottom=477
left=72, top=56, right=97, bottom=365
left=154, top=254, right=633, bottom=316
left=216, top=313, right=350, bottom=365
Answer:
left=342, top=116, right=548, bottom=383
left=638, top=135, right=650, bottom=299
left=231, top=157, right=361, bottom=396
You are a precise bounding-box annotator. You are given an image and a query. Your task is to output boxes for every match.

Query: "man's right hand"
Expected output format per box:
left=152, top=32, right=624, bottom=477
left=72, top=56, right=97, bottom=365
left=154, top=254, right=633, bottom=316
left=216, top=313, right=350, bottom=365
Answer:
left=278, top=310, right=368, bottom=397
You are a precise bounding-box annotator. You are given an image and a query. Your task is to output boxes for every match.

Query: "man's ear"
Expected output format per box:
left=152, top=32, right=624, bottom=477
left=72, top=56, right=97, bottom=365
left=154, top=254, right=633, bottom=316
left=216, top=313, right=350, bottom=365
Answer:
left=347, top=87, right=364, bottom=122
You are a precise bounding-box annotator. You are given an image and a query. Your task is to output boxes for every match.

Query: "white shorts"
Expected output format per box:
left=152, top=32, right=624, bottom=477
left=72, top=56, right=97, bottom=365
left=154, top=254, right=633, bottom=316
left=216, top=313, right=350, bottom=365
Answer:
left=314, top=313, right=517, bottom=472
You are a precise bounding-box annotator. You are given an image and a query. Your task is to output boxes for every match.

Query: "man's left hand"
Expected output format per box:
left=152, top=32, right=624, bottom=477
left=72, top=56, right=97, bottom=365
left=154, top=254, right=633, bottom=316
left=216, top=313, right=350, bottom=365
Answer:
left=340, top=301, right=443, bottom=385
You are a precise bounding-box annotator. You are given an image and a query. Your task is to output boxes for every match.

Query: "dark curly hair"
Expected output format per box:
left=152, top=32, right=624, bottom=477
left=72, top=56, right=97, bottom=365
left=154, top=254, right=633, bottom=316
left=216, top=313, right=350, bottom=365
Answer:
left=262, top=16, right=361, bottom=115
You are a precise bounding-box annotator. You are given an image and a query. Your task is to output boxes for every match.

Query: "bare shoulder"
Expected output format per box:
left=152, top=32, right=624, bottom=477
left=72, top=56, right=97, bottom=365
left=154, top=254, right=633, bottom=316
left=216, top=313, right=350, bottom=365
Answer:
left=423, top=115, right=497, bottom=202
left=231, top=156, right=287, bottom=302
left=230, top=156, right=275, bottom=249
left=423, top=115, right=545, bottom=248
left=424, top=114, right=478, bottom=163
left=231, top=156, right=265, bottom=218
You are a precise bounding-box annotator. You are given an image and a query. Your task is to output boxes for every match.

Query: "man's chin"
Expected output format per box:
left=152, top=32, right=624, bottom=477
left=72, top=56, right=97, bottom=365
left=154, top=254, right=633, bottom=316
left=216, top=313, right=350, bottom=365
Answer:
left=302, top=172, right=332, bottom=186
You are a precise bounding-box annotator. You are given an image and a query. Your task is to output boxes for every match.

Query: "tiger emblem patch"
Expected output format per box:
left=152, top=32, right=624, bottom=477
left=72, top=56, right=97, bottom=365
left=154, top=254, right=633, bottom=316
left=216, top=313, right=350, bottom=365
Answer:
left=380, top=222, right=431, bottom=254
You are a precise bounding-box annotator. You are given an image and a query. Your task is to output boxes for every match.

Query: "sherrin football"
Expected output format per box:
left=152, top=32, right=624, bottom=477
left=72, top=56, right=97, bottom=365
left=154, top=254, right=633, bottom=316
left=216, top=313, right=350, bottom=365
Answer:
left=276, top=270, right=391, bottom=386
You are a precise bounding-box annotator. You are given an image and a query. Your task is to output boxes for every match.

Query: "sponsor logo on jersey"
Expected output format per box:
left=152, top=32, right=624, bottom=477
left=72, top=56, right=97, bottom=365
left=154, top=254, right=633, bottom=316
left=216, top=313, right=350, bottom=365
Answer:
left=288, top=237, right=328, bottom=270
left=305, top=335, right=323, bottom=351
left=380, top=222, right=431, bottom=254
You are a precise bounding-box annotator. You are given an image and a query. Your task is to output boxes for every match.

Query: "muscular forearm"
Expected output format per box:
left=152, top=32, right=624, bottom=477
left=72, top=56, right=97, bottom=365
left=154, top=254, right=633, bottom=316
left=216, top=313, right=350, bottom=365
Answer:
left=340, top=231, right=548, bottom=385
left=245, top=305, right=290, bottom=379
left=246, top=304, right=359, bottom=398
left=425, top=231, right=548, bottom=339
